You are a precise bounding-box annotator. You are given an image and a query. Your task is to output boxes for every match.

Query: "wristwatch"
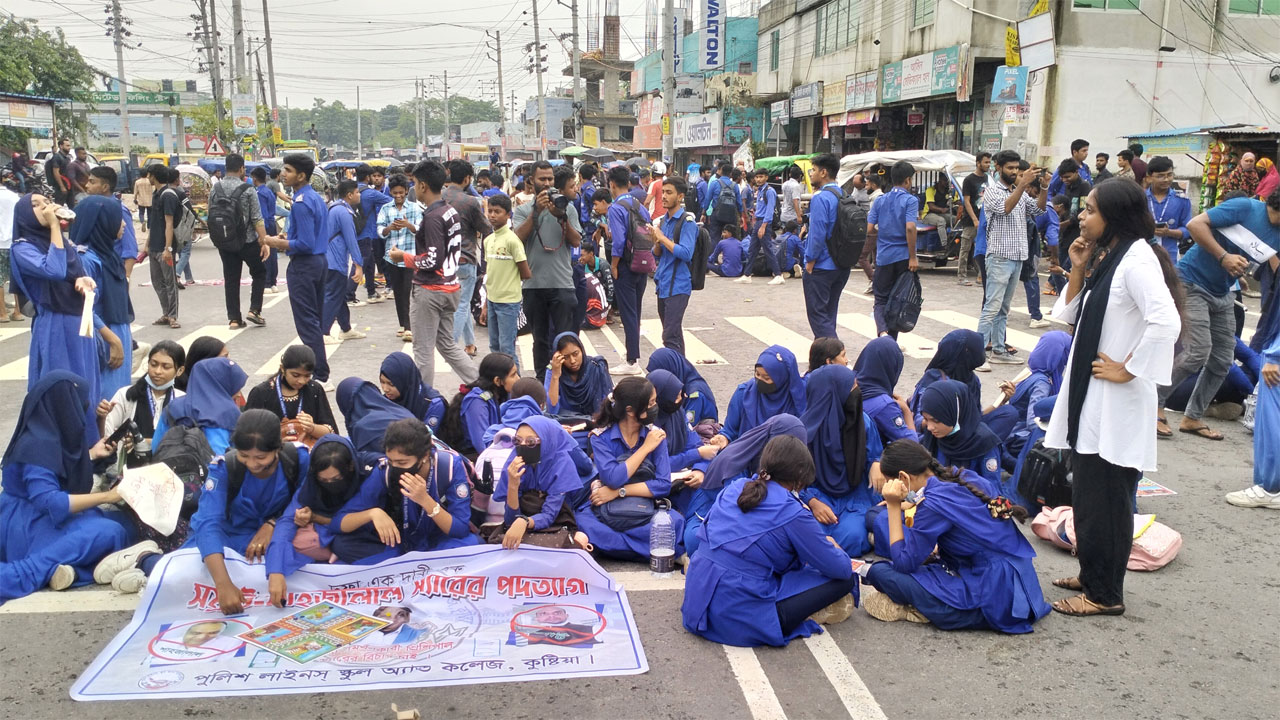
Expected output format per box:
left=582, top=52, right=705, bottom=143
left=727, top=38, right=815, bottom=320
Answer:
left=617, top=487, right=628, bottom=498
left=428, top=503, right=443, bottom=518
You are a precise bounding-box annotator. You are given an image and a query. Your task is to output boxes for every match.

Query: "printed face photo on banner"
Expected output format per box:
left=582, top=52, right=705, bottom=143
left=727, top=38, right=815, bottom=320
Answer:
left=148, top=619, right=252, bottom=663
left=510, top=604, right=605, bottom=648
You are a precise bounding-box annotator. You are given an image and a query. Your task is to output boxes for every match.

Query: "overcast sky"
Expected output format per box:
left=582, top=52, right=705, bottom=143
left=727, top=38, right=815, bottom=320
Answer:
left=14, top=0, right=692, bottom=111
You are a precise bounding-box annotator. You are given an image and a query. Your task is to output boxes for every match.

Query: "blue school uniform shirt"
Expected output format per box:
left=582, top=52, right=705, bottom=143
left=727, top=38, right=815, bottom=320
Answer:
left=656, top=210, right=698, bottom=298
left=255, top=184, right=278, bottom=234
left=702, top=175, right=742, bottom=217
left=863, top=394, right=917, bottom=444
left=116, top=202, right=138, bottom=261
left=190, top=450, right=310, bottom=560
left=752, top=185, right=777, bottom=228
left=666, top=420, right=712, bottom=475
left=325, top=200, right=364, bottom=272
left=779, top=232, right=803, bottom=266
left=931, top=444, right=1004, bottom=489
left=577, top=180, right=596, bottom=226
left=694, top=178, right=710, bottom=211
left=588, top=423, right=672, bottom=496
left=868, top=187, right=919, bottom=266
left=608, top=195, right=652, bottom=260
left=709, top=237, right=743, bottom=276
left=286, top=185, right=328, bottom=256
left=1180, top=197, right=1280, bottom=296
left=264, top=469, right=386, bottom=576
left=1034, top=210, right=1059, bottom=249
left=804, top=183, right=842, bottom=271
left=460, top=387, right=501, bottom=455
left=1046, top=162, right=1092, bottom=198
left=357, top=185, right=393, bottom=242
left=336, top=453, right=474, bottom=553
left=1146, top=188, right=1192, bottom=260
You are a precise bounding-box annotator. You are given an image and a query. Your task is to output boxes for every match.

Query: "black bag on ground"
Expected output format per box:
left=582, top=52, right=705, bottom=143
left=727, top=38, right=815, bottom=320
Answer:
left=1017, top=440, right=1073, bottom=509
left=821, top=187, right=868, bottom=269
left=206, top=182, right=250, bottom=252
left=884, top=270, right=923, bottom=333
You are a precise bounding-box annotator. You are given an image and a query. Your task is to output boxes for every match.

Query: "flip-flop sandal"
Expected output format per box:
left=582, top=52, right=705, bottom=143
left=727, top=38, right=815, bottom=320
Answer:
left=152, top=316, right=170, bottom=325
left=168, top=319, right=182, bottom=329
left=1053, top=577, right=1083, bottom=591
left=229, top=321, right=246, bottom=330
left=246, top=312, right=265, bottom=326
left=1156, top=420, right=1173, bottom=438
left=1052, top=594, right=1125, bottom=616
left=1179, top=425, right=1223, bottom=441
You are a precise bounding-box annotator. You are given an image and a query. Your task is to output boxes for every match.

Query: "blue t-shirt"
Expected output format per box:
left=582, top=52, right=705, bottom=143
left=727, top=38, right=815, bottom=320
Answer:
left=868, top=187, right=919, bottom=266
left=1178, top=198, right=1280, bottom=296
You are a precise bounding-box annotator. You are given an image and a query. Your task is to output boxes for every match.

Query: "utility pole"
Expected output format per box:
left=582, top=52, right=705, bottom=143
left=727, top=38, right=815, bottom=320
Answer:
left=486, top=30, right=507, bottom=161
left=660, top=0, right=675, bottom=162
left=196, top=0, right=226, bottom=144
left=253, top=46, right=274, bottom=153
left=356, top=85, right=362, bottom=159
left=558, top=0, right=583, bottom=141
left=109, top=0, right=131, bottom=155
left=231, top=0, right=247, bottom=93
left=531, top=0, right=548, bottom=159
left=261, top=0, right=279, bottom=119
left=511, top=90, right=517, bottom=127
left=285, top=96, right=291, bottom=137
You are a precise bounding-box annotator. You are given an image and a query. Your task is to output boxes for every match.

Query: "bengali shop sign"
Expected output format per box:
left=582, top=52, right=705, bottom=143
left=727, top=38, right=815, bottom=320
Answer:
left=72, top=546, right=647, bottom=700
left=881, top=45, right=961, bottom=103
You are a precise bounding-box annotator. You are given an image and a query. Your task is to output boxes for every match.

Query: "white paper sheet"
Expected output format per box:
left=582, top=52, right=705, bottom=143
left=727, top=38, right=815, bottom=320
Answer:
left=78, top=288, right=96, bottom=338
left=118, top=463, right=184, bottom=536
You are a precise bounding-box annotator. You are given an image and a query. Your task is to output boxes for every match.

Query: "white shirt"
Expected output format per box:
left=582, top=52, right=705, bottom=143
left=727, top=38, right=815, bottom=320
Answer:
left=103, top=384, right=184, bottom=454
left=781, top=178, right=803, bottom=222
left=1045, top=241, right=1181, bottom=471
left=0, top=186, right=18, bottom=250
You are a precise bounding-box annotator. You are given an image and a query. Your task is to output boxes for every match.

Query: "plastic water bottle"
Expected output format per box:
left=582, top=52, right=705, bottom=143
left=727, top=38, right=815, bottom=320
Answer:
left=649, top=499, right=676, bottom=577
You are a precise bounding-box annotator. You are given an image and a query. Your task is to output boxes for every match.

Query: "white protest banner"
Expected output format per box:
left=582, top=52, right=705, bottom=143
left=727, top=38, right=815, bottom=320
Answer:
left=1219, top=224, right=1277, bottom=265
left=72, top=546, right=648, bottom=700
left=118, top=463, right=184, bottom=536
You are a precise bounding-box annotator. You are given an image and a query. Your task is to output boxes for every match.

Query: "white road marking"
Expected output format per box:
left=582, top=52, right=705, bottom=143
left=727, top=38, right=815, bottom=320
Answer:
left=837, top=313, right=936, bottom=359
left=610, top=571, right=685, bottom=592
left=804, top=631, right=889, bottom=720
left=639, top=319, right=726, bottom=365
left=920, top=309, right=1040, bottom=352
left=0, top=327, right=30, bottom=343
left=176, top=323, right=243, bottom=350
left=726, top=316, right=812, bottom=360
left=577, top=331, right=601, bottom=358
left=262, top=289, right=290, bottom=309
left=0, top=588, right=139, bottom=615
left=722, top=645, right=789, bottom=720
left=597, top=324, right=628, bottom=360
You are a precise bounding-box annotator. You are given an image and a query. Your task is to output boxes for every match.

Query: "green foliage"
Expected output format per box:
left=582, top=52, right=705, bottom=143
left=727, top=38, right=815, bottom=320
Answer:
left=0, top=18, right=99, bottom=148
left=285, top=96, right=501, bottom=148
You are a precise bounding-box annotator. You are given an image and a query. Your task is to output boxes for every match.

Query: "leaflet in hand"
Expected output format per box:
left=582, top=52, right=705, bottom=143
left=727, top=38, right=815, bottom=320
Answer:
left=118, top=463, right=185, bottom=536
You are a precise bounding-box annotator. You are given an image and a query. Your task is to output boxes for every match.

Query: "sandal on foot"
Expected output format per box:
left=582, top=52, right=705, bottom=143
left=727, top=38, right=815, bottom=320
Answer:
left=1156, top=419, right=1173, bottom=438
left=229, top=320, right=246, bottom=330
left=1179, top=424, right=1223, bottom=441
left=1051, top=594, right=1124, bottom=616
left=168, top=319, right=182, bottom=329
left=152, top=316, right=171, bottom=325
left=246, top=311, right=265, bottom=326
left=1052, top=577, right=1084, bottom=591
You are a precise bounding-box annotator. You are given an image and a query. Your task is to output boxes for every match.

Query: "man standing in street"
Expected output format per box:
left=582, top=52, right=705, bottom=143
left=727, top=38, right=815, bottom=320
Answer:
left=209, top=154, right=270, bottom=330
left=322, top=180, right=366, bottom=343
left=377, top=174, right=423, bottom=341
left=1094, top=152, right=1113, bottom=182
left=389, top=160, right=478, bottom=387
left=578, top=163, right=598, bottom=242
left=857, top=172, right=885, bottom=294
left=645, top=162, right=666, bottom=217
left=44, top=138, right=73, bottom=207
left=514, top=160, right=583, bottom=381
left=1129, top=143, right=1148, bottom=185
left=354, top=165, right=392, bottom=305
left=1145, top=156, right=1192, bottom=262
left=133, top=169, right=153, bottom=226
left=1047, top=138, right=1092, bottom=197
left=607, top=164, right=650, bottom=375
left=703, top=161, right=741, bottom=246
left=739, top=168, right=782, bottom=286
left=780, top=165, right=803, bottom=230
left=651, top=176, right=699, bottom=354
left=443, top=159, right=492, bottom=358
left=867, top=160, right=920, bottom=338
left=978, top=150, right=1046, bottom=368
left=803, top=153, right=853, bottom=339
left=147, top=165, right=182, bottom=329
left=264, top=154, right=333, bottom=389
left=958, top=152, right=991, bottom=286
left=67, top=148, right=92, bottom=205
left=250, top=167, right=281, bottom=293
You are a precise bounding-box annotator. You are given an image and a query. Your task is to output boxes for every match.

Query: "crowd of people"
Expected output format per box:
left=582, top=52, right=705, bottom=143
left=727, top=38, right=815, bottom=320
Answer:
left=0, top=137, right=1278, bottom=650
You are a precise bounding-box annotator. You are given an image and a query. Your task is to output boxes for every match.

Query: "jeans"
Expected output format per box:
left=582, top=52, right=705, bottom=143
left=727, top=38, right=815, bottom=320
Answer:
left=285, top=253, right=329, bottom=381
left=136, top=206, right=148, bottom=225
left=745, top=225, right=780, bottom=277
left=804, top=267, right=851, bottom=339
left=322, top=268, right=353, bottom=334
left=656, top=293, right=690, bottom=354
left=218, top=243, right=266, bottom=323
left=149, top=251, right=179, bottom=320
left=871, top=259, right=910, bottom=337
left=386, top=264, right=413, bottom=330
left=410, top=286, right=478, bottom=387
left=263, top=247, right=279, bottom=287
left=977, top=255, right=1023, bottom=356
left=957, top=225, right=976, bottom=280
left=1022, top=254, right=1041, bottom=320
left=615, top=268, right=647, bottom=364
left=1071, top=452, right=1141, bottom=607
left=488, top=301, right=522, bottom=374
left=523, top=287, right=577, bottom=380
left=175, top=238, right=194, bottom=283
left=453, top=262, right=478, bottom=347
left=1157, top=283, right=1236, bottom=420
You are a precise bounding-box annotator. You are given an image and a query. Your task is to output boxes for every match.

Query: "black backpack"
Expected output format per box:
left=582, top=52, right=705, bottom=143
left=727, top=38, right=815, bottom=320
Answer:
left=206, top=182, right=250, bottom=252
left=151, top=420, right=215, bottom=520
left=711, top=178, right=740, bottom=225
left=884, top=270, right=923, bottom=334
left=1017, top=440, right=1073, bottom=510
left=222, top=442, right=302, bottom=519
left=820, top=187, right=868, bottom=269
left=352, top=192, right=369, bottom=235
left=671, top=213, right=715, bottom=292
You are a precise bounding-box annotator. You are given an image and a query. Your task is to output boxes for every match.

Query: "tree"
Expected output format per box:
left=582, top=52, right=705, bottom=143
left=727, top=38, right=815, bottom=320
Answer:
left=0, top=18, right=99, bottom=149
left=186, top=100, right=233, bottom=141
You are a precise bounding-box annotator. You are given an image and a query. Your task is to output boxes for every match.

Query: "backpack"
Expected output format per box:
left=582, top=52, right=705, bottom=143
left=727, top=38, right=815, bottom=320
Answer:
left=352, top=191, right=369, bottom=235
left=151, top=421, right=215, bottom=521
left=711, top=177, right=740, bottom=225
left=820, top=187, right=868, bottom=269
left=667, top=213, right=714, bottom=294
left=206, top=182, right=251, bottom=252
left=884, top=270, right=923, bottom=334
left=1031, top=506, right=1183, bottom=571
left=473, top=428, right=515, bottom=527
left=162, top=187, right=198, bottom=246
left=620, top=195, right=657, bottom=274
left=223, top=442, right=301, bottom=519
left=684, top=181, right=703, bottom=217
left=1016, top=440, right=1073, bottom=510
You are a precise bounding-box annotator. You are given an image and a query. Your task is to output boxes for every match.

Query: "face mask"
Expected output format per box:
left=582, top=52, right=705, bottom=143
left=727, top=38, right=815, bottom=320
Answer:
left=386, top=464, right=416, bottom=488
left=516, top=444, right=542, bottom=467
left=904, top=489, right=923, bottom=505
left=146, top=374, right=175, bottom=391
left=756, top=378, right=779, bottom=394
left=639, top=403, right=659, bottom=423
left=946, top=423, right=961, bottom=437
left=658, top=398, right=681, bottom=415
left=318, top=476, right=348, bottom=506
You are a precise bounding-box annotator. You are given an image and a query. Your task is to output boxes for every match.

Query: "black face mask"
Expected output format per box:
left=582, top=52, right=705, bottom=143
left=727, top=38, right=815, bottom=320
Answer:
left=658, top=398, right=681, bottom=415
left=516, top=444, right=542, bottom=467
left=317, top=476, right=348, bottom=508
left=639, top=403, right=659, bottom=423
left=386, top=464, right=416, bottom=488
left=756, top=378, right=779, bottom=394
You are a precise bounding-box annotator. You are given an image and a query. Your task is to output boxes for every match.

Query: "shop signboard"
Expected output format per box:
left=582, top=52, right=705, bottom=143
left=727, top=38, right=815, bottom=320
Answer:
left=846, top=70, right=878, bottom=110
left=674, top=75, right=706, bottom=114
left=881, top=62, right=902, bottom=104
left=789, top=82, right=822, bottom=117
left=634, top=124, right=663, bottom=150
left=822, top=82, right=845, bottom=117
left=0, top=100, right=54, bottom=129
left=900, top=54, right=933, bottom=100
left=89, top=91, right=179, bottom=106
left=881, top=45, right=962, bottom=103
left=771, top=99, right=789, bottom=123
left=931, top=46, right=960, bottom=95
left=673, top=110, right=723, bottom=148
left=231, top=93, right=258, bottom=135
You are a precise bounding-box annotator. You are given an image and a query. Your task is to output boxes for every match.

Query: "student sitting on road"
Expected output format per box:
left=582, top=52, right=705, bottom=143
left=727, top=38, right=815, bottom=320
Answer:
left=777, top=219, right=804, bottom=278
left=335, top=377, right=415, bottom=458
left=917, top=379, right=1004, bottom=491
left=490, top=415, right=592, bottom=550
left=708, top=223, right=744, bottom=278
left=854, top=336, right=917, bottom=444
left=243, top=345, right=337, bottom=448
left=98, top=340, right=186, bottom=468
left=710, top=345, right=806, bottom=448
left=983, top=331, right=1072, bottom=471
left=806, top=336, right=848, bottom=374
left=682, top=435, right=858, bottom=647
left=439, top=353, right=520, bottom=459
left=153, top=356, right=248, bottom=457
left=379, top=352, right=447, bottom=432
left=909, top=329, right=986, bottom=424
left=646, top=369, right=718, bottom=517
left=545, top=332, right=614, bottom=416
left=646, top=348, right=719, bottom=427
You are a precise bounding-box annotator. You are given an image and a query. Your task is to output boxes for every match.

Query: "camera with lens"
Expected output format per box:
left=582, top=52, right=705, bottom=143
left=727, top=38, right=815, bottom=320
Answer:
left=546, top=188, right=572, bottom=212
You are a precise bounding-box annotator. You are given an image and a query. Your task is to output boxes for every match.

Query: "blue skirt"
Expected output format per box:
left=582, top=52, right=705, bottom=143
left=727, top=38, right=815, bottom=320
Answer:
left=98, top=320, right=133, bottom=401
left=29, top=310, right=100, bottom=440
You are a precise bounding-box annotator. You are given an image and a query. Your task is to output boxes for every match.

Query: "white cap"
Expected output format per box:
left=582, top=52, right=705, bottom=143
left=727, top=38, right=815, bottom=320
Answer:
left=652, top=161, right=667, bottom=175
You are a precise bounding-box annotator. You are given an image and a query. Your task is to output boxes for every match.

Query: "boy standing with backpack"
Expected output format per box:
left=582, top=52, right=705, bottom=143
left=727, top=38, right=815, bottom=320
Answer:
left=147, top=165, right=185, bottom=329
left=208, top=154, right=271, bottom=329
left=606, top=165, right=652, bottom=376
left=702, top=161, right=741, bottom=250
left=867, top=160, right=920, bottom=337
left=802, top=154, right=854, bottom=339
left=737, top=168, right=782, bottom=286
left=651, top=177, right=700, bottom=355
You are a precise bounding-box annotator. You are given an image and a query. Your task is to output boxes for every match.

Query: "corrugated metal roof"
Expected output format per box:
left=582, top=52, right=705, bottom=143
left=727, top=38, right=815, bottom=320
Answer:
left=1127, top=126, right=1211, bottom=138
left=0, top=90, right=64, bottom=103
left=1212, top=125, right=1278, bottom=135
left=1128, top=123, right=1277, bottom=138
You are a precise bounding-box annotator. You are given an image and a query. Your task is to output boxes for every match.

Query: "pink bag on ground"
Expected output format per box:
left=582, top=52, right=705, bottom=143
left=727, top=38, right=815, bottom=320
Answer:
left=1030, top=507, right=1182, bottom=571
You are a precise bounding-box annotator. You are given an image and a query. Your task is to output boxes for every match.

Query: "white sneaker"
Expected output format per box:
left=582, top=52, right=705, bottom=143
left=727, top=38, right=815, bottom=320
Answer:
left=347, top=298, right=367, bottom=307
left=48, top=564, right=76, bottom=591
left=609, top=362, right=643, bottom=376
left=93, top=540, right=160, bottom=584
left=319, top=380, right=336, bottom=393
left=324, top=334, right=341, bottom=345
left=767, top=275, right=785, bottom=286
left=734, top=276, right=752, bottom=284
left=988, top=352, right=1024, bottom=365
left=1225, top=485, right=1280, bottom=509
left=111, top=568, right=148, bottom=594
left=366, top=294, right=386, bottom=304
left=863, top=282, right=874, bottom=295
left=975, top=361, right=992, bottom=373
left=1029, top=318, right=1051, bottom=329
left=793, top=264, right=803, bottom=276
left=339, top=328, right=367, bottom=340
left=264, top=286, right=279, bottom=295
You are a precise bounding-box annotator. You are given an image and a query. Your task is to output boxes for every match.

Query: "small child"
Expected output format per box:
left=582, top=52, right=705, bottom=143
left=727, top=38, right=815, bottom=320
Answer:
left=483, top=194, right=531, bottom=370
left=778, top=219, right=804, bottom=278
left=580, top=239, right=615, bottom=325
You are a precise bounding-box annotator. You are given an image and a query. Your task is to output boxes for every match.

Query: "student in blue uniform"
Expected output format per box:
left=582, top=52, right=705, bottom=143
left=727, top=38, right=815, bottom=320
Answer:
left=482, top=378, right=548, bottom=446
left=73, top=193, right=133, bottom=400
left=711, top=345, right=806, bottom=447
left=776, top=220, right=804, bottom=278
left=801, top=364, right=884, bottom=557
left=687, top=414, right=806, bottom=556
left=9, top=194, right=100, bottom=435
left=0, top=372, right=128, bottom=601
left=682, top=435, right=858, bottom=647
left=918, top=379, right=1004, bottom=490
left=545, top=332, right=613, bottom=416
left=492, top=415, right=591, bottom=550
left=440, top=353, right=519, bottom=458
left=862, top=439, right=1051, bottom=633
left=379, top=352, right=446, bottom=432
left=580, top=377, right=685, bottom=560
left=990, top=331, right=1072, bottom=469
left=336, top=377, right=415, bottom=458
left=646, top=347, right=719, bottom=426
left=188, top=409, right=311, bottom=614
left=806, top=336, right=847, bottom=374
left=854, top=336, right=917, bottom=443
left=909, top=329, right=986, bottom=424
left=335, top=419, right=478, bottom=557
left=153, top=357, right=248, bottom=457
left=649, top=369, right=718, bottom=515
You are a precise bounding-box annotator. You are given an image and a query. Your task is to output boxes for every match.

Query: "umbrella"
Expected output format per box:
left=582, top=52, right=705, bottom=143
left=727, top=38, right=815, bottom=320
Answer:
left=582, top=147, right=616, bottom=162
left=559, top=146, right=589, bottom=158
left=625, top=156, right=651, bottom=169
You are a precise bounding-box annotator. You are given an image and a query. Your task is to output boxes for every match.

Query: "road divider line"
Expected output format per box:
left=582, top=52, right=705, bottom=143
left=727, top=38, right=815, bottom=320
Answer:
left=726, top=316, right=812, bottom=360
left=611, top=571, right=685, bottom=592
left=0, top=355, right=26, bottom=382
left=722, top=645, right=789, bottom=720
left=0, top=327, right=30, bottom=344
left=804, top=631, right=888, bottom=720
left=597, top=324, right=628, bottom=360
left=263, top=289, right=290, bottom=309
left=176, top=324, right=243, bottom=351
left=837, top=313, right=936, bottom=359
left=0, top=588, right=138, bottom=615
left=639, top=319, right=726, bottom=365
left=255, top=336, right=308, bottom=376
left=577, top=332, right=601, bottom=359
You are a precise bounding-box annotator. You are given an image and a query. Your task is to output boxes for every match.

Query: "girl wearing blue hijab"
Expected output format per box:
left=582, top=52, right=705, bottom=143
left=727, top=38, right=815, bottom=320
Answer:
left=993, top=331, right=1073, bottom=468
left=9, top=194, right=100, bottom=434
left=854, top=336, right=916, bottom=443
left=492, top=415, right=590, bottom=550
left=0, top=371, right=129, bottom=600
left=649, top=370, right=719, bottom=516
left=379, top=352, right=446, bottom=432
left=336, top=377, right=414, bottom=458
left=918, top=379, right=1004, bottom=490
left=646, top=347, right=719, bottom=425
left=72, top=193, right=132, bottom=400
left=545, top=332, right=613, bottom=416
left=713, top=345, right=806, bottom=447
left=153, top=357, right=248, bottom=456
left=910, top=329, right=985, bottom=426
left=801, top=364, right=884, bottom=557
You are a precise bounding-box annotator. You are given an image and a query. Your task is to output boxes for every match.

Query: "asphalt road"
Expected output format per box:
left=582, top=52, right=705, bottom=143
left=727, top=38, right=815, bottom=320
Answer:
left=0, top=238, right=1275, bottom=719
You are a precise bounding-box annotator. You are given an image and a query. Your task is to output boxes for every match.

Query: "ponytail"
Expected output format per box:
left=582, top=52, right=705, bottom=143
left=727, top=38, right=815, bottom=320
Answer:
left=440, top=353, right=517, bottom=448
left=737, top=472, right=770, bottom=512
left=882, top=440, right=1029, bottom=523
left=738, top=435, right=814, bottom=513
left=591, top=377, right=653, bottom=429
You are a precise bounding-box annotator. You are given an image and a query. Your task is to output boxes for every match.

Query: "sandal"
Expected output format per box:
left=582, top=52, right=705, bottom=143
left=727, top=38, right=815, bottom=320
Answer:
left=1179, top=424, right=1223, bottom=441
left=1156, top=419, right=1173, bottom=438
left=1051, top=594, right=1124, bottom=616
left=152, top=316, right=171, bottom=326
left=246, top=311, right=265, bottom=326
left=1052, top=577, right=1083, bottom=591
left=168, top=319, right=182, bottom=329
left=229, top=320, right=246, bottom=330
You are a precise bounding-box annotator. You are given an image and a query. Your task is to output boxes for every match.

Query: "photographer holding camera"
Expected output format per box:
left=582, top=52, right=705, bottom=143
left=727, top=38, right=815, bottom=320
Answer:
left=514, top=161, right=584, bottom=381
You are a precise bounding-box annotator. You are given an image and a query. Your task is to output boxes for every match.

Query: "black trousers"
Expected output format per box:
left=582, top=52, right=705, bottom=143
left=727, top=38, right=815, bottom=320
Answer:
left=775, top=576, right=857, bottom=635
left=386, top=264, right=414, bottom=330
left=218, top=243, right=266, bottom=323
left=1071, top=452, right=1141, bottom=607
left=524, top=287, right=577, bottom=380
